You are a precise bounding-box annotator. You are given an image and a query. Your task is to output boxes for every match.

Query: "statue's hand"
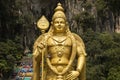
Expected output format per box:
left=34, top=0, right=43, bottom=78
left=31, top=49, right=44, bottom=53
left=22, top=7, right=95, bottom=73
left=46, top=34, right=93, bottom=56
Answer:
left=33, top=49, right=41, bottom=62
left=66, top=71, right=79, bottom=80
left=38, top=42, right=45, bottom=49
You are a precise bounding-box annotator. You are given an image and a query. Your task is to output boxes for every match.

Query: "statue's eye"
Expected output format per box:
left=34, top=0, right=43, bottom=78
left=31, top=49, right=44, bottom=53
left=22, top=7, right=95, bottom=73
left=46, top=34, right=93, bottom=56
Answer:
left=54, top=21, right=58, bottom=24
left=60, top=22, right=63, bottom=23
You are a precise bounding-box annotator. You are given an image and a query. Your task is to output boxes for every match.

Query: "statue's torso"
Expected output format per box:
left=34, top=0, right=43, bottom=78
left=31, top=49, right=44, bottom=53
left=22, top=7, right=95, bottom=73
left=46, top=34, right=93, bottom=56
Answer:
left=47, top=36, right=72, bottom=65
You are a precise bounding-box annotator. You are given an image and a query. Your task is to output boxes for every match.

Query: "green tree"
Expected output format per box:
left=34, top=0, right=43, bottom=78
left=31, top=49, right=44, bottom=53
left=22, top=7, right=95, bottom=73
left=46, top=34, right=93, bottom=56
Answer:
left=0, top=39, right=23, bottom=79
left=74, top=11, right=96, bottom=32
left=107, top=66, right=120, bottom=80
left=82, top=31, right=120, bottom=80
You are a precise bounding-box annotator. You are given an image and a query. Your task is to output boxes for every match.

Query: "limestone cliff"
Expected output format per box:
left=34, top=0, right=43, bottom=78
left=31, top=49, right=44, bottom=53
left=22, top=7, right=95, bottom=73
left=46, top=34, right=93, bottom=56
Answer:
left=0, top=0, right=120, bottom=50
left=17, top=0, right=120, bottom=50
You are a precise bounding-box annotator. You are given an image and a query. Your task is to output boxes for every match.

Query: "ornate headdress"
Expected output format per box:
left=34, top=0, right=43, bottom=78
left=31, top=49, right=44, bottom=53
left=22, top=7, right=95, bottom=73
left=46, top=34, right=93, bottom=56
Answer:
left=52, top=3, right=66, bottom=21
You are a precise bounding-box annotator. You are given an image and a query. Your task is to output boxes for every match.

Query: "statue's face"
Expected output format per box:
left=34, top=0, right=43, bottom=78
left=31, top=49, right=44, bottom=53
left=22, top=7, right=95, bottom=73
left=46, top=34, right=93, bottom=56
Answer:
left=53, top=18, right=66, bottom=33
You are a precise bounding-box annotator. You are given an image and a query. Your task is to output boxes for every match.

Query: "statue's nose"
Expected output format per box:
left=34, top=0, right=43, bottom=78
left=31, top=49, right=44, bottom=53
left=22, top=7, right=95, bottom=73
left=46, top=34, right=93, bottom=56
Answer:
left=58, top=22, right=61, bottom=25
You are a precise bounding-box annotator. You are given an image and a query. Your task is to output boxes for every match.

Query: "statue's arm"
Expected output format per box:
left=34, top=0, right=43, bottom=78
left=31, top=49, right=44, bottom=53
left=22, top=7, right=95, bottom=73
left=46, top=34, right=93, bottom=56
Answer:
left=76, top=40, right=86, bottom=73
left=65, top=38, right=86, bottom=80
left=33, top=47, right=41, bottom=80
left=33, top=35, right=46, bottom=80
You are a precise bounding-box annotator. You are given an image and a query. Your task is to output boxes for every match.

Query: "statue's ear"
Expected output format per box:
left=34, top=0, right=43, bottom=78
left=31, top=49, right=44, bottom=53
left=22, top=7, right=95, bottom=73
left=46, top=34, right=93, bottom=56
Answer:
left=51, top=21, right=53, bottom=25
left=66, top=22, right=68, bottom=25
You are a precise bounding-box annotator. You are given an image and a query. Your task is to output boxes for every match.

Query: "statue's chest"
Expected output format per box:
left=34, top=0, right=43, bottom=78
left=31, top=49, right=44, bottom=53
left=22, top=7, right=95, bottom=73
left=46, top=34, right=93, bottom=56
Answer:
left=47, top=36, right=72, bottom=47
left=47, top=36, right=72, bottom=57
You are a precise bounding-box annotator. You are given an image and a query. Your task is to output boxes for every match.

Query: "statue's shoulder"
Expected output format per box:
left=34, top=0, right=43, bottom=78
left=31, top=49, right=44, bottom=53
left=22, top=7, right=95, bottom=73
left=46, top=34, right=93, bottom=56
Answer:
left=33, top=33, right=50, bottom=49
left=72, top=33, right=85, bottom=48
left=72, top=33, right=83, bottom=42
left=72, top=33, right=87, bottom=56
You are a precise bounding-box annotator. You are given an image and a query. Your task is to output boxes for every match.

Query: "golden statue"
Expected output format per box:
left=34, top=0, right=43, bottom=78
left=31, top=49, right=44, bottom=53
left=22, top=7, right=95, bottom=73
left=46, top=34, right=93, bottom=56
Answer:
left=33, top=3, right=87, bottom=80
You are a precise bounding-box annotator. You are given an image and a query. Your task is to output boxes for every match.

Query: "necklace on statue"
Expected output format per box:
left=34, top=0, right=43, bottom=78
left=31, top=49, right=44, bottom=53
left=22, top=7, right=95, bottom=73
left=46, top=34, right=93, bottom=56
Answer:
left=52, top=36, right=67, bottom=58
left=52, top=36, right=67, bottom=45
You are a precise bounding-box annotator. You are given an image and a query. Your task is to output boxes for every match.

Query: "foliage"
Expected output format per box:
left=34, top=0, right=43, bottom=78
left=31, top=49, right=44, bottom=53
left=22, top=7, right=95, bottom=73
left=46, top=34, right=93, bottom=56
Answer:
left=0, top=39, right=23, bottom=78
left=95, top=0, right=107, bottom=16
left=105, top=0, right=120, bottom=14
left=0, top=1, right=33, bottom=78
left=82, top=29, right=120, bottom=80
left=82, top=1, right=92, bottom=11
left=107, top=66, right=120, bottom=80
left=74, top=11, right=96, bottom=32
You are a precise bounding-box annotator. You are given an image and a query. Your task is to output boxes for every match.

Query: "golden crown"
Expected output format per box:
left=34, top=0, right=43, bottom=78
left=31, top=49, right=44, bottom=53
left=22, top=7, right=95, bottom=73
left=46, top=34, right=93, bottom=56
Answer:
left=52, top=3, right=66, bottom=20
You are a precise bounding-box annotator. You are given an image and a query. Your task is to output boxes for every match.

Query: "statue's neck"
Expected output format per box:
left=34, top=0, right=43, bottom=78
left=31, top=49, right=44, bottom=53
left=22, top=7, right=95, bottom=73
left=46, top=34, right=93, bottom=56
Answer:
left=53, top=32, right=67, bottom=37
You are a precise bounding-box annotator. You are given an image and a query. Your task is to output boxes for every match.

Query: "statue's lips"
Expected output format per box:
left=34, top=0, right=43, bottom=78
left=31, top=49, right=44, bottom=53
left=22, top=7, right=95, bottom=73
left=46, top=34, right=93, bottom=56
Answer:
left=57, top=26, right=62, bottom=29
left=57, top=28, right=63, bottom=30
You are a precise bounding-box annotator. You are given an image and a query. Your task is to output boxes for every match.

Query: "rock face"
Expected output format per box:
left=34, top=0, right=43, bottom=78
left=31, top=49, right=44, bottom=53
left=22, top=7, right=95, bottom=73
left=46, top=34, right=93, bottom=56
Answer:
left=29, top=0, right=120, bottom=33
left=29, top=0, right=85, bottom=22
left=30, top=0, right=60, bottom=20
left=19, top=0, right=120, bottom=49
left=29, top=0, right=85, bottom=34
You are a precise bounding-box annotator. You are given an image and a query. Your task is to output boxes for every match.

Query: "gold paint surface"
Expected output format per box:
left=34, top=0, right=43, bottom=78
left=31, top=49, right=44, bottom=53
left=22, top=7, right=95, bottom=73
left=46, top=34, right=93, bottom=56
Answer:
left=33, top=3, right=86, bottom=80
left=37, top=15, right=49, bottom=33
